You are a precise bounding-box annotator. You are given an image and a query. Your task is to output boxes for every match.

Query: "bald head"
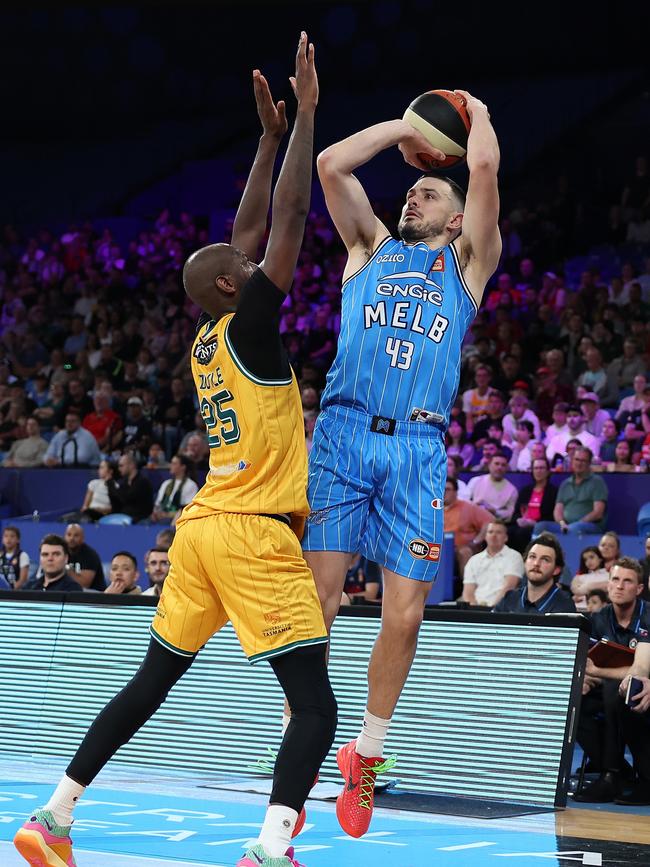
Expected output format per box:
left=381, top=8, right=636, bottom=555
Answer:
left=183, top=243, right=255, bottom=317
left=65, top=523, right=84, bottom=551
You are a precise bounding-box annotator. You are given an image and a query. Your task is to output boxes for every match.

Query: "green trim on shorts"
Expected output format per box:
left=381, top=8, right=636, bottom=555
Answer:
left=249, top=635, right=329, bottom=666
left=150, top=625, right=196, bottom=658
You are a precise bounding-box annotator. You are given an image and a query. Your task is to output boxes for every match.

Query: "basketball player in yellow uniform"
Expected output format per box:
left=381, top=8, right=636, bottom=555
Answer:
left=14, top=34, right=335, bottom=867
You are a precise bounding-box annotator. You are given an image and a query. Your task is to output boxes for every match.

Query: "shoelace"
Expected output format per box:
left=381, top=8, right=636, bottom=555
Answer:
left=358, top=755, right=397, bottom=810
left=248, top=746, right=278, bottom=775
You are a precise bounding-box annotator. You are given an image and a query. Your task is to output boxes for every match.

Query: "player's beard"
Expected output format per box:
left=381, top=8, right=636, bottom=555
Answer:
left=398, top=215, right=447, bottom=243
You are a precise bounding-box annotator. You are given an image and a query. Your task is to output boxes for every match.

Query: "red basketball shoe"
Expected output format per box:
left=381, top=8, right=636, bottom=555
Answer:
left=335, top=740, right=396, bottom=838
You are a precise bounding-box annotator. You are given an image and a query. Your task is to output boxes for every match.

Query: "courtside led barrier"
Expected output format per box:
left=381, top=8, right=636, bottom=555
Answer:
left=0, top=593, right=588, bottom=807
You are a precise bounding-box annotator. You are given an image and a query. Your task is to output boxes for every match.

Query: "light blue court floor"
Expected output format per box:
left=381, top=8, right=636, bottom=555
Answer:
left=1, top=756, right=648, bottom=866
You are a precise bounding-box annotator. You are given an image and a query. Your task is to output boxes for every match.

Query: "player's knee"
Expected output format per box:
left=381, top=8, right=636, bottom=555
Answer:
left=292, top=682, right=338, bottom=743
left=383, top=605, right=424, bottom=642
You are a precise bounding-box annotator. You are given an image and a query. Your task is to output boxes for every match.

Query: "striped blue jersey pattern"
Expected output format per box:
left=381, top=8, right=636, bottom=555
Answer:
left=320, top=237, right=478, bottom=424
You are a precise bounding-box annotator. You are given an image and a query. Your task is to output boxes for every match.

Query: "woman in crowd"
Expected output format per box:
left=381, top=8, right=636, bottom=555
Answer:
left=64, top=458, right=117, bottom=523
left=446, top=418, right=474, bottom=469
left=570, top=545, right=609, bottom=609
left=599, top=531, right=621, bottom=573
left=507, top=456, right=557, bottom=553
left=602, top=438, right=636, bottom=472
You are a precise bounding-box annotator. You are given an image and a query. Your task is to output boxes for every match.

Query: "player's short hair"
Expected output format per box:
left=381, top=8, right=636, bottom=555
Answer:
left=112, top=550, right=138, bottom=570
left=40, top=533, right=69, bottom=556
left=524, top=532, right=565, bottom=571
left=611, top=556, right=643, bottom=582
left=446, top=477, right=459, bottom=491
left=419, top=173, right=466, bottom=211
left=488, top=518, right=508, bottom=530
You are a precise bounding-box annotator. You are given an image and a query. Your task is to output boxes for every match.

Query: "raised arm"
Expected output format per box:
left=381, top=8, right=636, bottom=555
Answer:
left=454, top=90, right=502, bottom=307
left=259, top=32, right=318, bottom=294
left=317, top=119, right=444, bottom=276
left=230, top=70, right=287, bottom=260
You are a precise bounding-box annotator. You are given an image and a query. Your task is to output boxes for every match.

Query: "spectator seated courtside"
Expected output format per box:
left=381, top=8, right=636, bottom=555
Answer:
left=107, top=452, right=154, bottom=524
left=493, top=532, right=576, bottom=614
left=33, top=534, right=83, bottom=593
left=467, top=452, right=518, bottom=522
left=507, top=457, right=557, bottom=554
left=462, top=519, right=524, bottom=607
left=443, top=477, right=493, bottom=590
left=0, top=525, right=30, bottom=590
left=63, top=523, right=106, bottom=592
left=142, top=547, right=170, bottom=598
left=151, top=454, right=199, bottom=524
left=104, top=551, right=142, bottom=595
left=575, top=557, right=650, bottom=804
left=43, top=410, right=101, bottom=468
left=534, top=447, right=608, bottom=537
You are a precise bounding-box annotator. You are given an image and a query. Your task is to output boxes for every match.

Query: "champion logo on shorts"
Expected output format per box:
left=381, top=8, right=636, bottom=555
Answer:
left=431, top=498, right=443, bottom=509
left=408, top=539, right=441, bottom=561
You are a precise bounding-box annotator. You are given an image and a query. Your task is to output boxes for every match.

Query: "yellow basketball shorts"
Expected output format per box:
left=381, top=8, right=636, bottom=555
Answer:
left=150, top=512, right=328, bottom=664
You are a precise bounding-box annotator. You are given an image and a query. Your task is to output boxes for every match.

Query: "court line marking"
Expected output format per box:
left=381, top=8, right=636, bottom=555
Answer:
left=439, top=841, right=498, bottom=850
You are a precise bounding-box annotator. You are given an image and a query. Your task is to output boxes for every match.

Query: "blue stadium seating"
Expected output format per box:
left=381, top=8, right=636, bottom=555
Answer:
left=98, top=514, right=133, bottom=526
left=637, top=502, right=650, bottom=539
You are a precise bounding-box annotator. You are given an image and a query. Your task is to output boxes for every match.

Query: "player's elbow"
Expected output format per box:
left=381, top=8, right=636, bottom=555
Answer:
left=317, top=148, right=342, bottom=179
left=468, top=151, right=500, bottom=174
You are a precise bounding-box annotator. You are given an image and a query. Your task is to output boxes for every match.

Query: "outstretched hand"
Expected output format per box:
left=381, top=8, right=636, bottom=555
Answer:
left=253, top=69, right=287, bottom=140
left=289, top=31, right=318, bottom=109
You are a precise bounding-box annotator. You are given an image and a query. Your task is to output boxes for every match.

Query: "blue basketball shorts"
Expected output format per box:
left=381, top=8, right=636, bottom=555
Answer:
left=302, top=404, right=447, bottom=582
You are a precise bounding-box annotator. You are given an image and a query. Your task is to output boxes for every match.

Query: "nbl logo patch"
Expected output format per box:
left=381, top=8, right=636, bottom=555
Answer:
left=408, top=539, right=441, bottom=561
left=194, top=334, right=218, bottom=365
left=430, top=253, right=445, bottom=272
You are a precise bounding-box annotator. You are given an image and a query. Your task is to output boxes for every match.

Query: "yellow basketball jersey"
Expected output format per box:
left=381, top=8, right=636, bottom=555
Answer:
left=180, top=313, right=309, bottom=525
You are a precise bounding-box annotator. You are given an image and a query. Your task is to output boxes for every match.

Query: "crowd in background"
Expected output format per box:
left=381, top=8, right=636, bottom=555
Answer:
left=0, top=152, right=650, bottom=804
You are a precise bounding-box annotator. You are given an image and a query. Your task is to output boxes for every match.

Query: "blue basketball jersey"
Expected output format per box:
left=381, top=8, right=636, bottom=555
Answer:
left=320, top=237, right=478, bottom=424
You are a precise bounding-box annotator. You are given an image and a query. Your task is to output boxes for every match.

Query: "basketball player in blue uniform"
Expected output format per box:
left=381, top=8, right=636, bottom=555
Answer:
left=303, top=90, right=502, bottom=837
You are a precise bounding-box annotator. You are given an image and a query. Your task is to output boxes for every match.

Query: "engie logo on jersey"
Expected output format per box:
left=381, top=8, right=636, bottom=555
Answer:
left=194, top=334, right=218, bottom=365
left=408, top=539, right=441, bottom=561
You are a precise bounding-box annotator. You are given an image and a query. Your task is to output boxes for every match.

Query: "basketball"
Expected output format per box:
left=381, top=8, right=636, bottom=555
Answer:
left=402, top=89, right=471, bottom=169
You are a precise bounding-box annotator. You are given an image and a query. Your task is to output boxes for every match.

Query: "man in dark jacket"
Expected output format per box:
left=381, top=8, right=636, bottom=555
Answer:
left=107, top=452, right=154, bottom=523
left=34, top=534, right=83, bottom=592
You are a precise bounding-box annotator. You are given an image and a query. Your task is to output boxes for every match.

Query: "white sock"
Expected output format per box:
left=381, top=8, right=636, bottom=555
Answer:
left=257, top=803, right=298, bottom=858
left=281, top=712, right=291, bottom=736
left=44, top=775, right=86, bottom=827
left=356, top=709, right=391, bottom=758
